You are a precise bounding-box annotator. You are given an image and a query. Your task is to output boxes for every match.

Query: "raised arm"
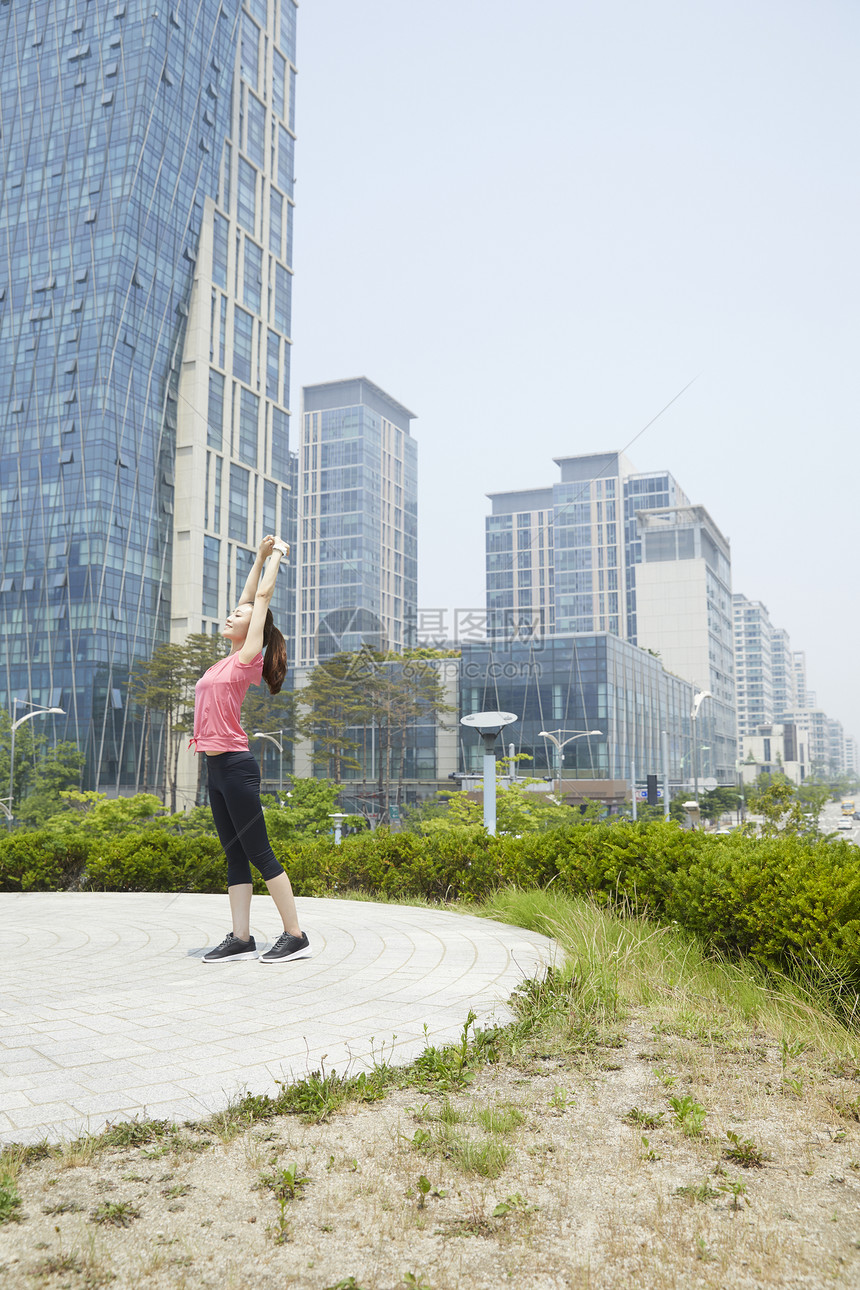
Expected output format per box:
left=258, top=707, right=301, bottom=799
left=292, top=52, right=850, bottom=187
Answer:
left=237, top=535, right=289, bottom=663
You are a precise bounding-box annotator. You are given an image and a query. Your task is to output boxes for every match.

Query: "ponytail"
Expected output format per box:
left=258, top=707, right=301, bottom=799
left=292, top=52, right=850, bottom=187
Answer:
left=261, top=608, right=287, bottom=694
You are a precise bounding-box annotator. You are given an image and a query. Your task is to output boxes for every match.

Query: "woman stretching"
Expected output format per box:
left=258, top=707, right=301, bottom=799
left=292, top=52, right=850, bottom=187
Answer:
left=192, top=534, right=310, bottom=965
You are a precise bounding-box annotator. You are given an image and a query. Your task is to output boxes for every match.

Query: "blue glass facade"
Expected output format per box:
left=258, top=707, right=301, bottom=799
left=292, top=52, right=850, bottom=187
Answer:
left=0, top=1, right=298, bottom=791
left=459, top=636, right=694, bottom=788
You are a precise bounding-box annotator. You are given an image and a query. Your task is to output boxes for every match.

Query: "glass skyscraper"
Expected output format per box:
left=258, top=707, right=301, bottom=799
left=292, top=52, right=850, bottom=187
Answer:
left=0, top=1, right=298, bottom=793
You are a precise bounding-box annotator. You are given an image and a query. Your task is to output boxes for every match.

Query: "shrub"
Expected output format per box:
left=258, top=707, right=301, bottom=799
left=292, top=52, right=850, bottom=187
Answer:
left=3, top=820, right=860, bottom=992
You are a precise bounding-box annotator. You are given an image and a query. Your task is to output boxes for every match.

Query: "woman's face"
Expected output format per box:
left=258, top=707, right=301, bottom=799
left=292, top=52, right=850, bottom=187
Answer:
left=222, top=602, right=254, bottom=643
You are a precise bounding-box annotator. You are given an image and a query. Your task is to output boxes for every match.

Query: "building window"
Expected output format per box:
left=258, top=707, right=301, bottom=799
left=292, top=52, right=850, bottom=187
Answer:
left=208, top=369, right=225, bottom=449
left=212, top=212, right=229, bottom=288
left=202, top=536, right=220, bottom=616
left=246, top=93, right=265, bottom=167
left=277, top=123, right=293, bottom=194
left=237, top=158, right=257, bottom=234
left=240, top=11, right=260, bottom=88
left=272, top=406, right=290, bottom=480
left=273, top=262, right=290, bottom=334
left=243, top=238, right=263, bottom=313
left=238, top=387, right=259, bottom=467
left=229, top=465, right=250, bottom=542
left=266, top=330, right=280, bottom=401
left=272, top=48, right=286, bottom=119
left=233, top=307, right=253, bottom=384
left=269, top=187, right=283, bottom=257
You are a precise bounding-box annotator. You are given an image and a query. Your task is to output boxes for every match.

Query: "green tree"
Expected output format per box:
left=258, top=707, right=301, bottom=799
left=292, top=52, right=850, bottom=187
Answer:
left=263, top=777, right=362, bottom=841
left=296, top=653, right=366, bottom=783
left=13, top=742, right=85, bottom=828
left=350, top=648, right=454, bottom=820
left=241, top=687, right=298, bottom=794
left=746, top=776, right=805, bottom=837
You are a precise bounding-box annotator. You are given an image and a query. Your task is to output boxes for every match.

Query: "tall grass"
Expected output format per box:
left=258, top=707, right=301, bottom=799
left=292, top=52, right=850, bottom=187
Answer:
left=479, top=888, right=860, bottom=1060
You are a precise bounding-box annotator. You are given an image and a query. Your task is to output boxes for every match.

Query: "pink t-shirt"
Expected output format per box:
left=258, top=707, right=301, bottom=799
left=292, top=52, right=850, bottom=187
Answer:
left=191, top=652, right=263, bottom=753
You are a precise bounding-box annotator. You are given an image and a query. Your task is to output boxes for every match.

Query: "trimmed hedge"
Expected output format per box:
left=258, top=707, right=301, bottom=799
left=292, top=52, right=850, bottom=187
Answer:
left=2, top=821, right=860, bottom=987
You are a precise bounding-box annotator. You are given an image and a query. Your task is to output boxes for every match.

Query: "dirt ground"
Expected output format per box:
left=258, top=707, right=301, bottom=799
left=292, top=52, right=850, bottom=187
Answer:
left=2, top=1010, right=859, bottom=1290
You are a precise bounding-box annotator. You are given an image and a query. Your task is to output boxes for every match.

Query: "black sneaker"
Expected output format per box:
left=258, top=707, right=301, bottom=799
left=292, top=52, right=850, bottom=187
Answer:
left=259, top=931, right=312, bottom=963
left=202, top=932, right=258, bottom=963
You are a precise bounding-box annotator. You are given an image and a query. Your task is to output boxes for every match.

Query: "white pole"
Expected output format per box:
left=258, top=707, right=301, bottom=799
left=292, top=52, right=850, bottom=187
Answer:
left=483, top=734, right=497, bottom=835
left=631, top=759, right=637, bottom=821
left=662, top=730, right=670, bottom=820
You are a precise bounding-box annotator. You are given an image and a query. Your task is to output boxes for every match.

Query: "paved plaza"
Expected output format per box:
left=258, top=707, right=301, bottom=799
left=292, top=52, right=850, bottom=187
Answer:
left=0, top=893, right=556, bottom=1145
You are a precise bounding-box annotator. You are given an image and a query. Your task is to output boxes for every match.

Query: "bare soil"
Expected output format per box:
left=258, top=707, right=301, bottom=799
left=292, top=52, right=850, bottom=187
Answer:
left=2, top=1013, right=859, bottom=1290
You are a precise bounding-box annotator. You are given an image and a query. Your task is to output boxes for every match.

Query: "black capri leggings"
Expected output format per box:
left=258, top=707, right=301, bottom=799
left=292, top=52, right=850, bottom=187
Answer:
left=206, top=751, right=285, bottom=886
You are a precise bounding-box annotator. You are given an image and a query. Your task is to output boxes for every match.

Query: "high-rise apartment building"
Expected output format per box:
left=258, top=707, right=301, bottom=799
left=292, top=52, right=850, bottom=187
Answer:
left=296, top=379, right=418, bottom=667
left=771, top=627, right=796, bottom=719
left=635, top=507, right=737, bottom=785
left=0, top=1, right=298, bottom=791
left=732, top=595, right=775, bottom=745
left=486, top=451, right=689, bottom=642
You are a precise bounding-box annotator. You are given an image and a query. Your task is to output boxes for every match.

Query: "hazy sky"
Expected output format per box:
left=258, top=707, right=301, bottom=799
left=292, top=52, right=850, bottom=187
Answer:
left=289, top=0, right=860, bottom=741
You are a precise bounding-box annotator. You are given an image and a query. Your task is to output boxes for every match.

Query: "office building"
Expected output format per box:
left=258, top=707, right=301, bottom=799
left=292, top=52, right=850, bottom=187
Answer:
left=296, top=378, right=417, bottom=667
left=771, top=627, right=796, bottom=720
left=485, top=452, right=689, bottom=644
left=635, top=507, right=737, bottom=785
left=0, top=1, right=299, bottom=793
left=459, top=635, right=696, bottom=806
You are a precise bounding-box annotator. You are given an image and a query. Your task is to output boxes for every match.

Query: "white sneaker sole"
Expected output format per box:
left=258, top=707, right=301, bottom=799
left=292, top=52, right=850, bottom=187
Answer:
left=202, top=950, right=259, bottom=963
left=259, top=947, right=313, bottom=963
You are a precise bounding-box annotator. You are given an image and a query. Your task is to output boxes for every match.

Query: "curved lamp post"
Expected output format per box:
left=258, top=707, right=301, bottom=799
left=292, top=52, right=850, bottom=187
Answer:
left=691, top=691, right=712, bottom=806
left=253, top=730, right=284, bottom=798
left=2, top=700, right=66, bottom=827
left=538, top=729, right=602, bottom=796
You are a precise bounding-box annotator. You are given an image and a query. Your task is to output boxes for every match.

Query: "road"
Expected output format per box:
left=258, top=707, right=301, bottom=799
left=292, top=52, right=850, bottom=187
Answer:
left=819, top=797, right=860, bottom=844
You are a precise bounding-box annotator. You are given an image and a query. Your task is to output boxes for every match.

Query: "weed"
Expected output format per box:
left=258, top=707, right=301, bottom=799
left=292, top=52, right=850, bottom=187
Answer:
left=413, top=1174, right=447, bottom=1208
left=639, top=1135, right=661, bottom=1161
left=674, top=1180, right=720, bottom=1203
left=668, top=1095, right=707, bottom=1136
left=831, top=1094, right=860, bottom=1122
left=325, top=1280, right=368, bottom=1290
left=161, top=1183, right=193, bottom=1199
left=624, top=1107, right=665, bottom=1130
left=0, top=1171, right=22, bottom=1224
left=475, top=1104, right=525, bottom=1135
left=695, top=1237, right=711, bottom=1262
left=31, top=1251, right=85, bottom=1276
left=90, top=1201, right=140, bottom=1227
left=723, top=1130, right=767, bottom=1168
left=492, top=1192, right=537, bottom=1217
left=654, top=1067, right=677, bottom=1088
left=781, top=1037, right=808, bottom=1068
left=42, top=1199, right=86, bottom=1215
left=437, top=1097, right=464, bottom=1126
left=549, top=1086, right=575, bottom=1110
left=259, top=1162, right=310, bottom=1201
left=408, top=1129, right=432, bottom=1151
left=402, top=1274, right=432, bottom=1290
left=442, top=1130, right=510, bottom=1179
left=719, top=1178, right=750, bottom=1209
left=410, top=1011, right=479, bottom=1090
left=783, top=1074, right=805, bottom=1097
left=100, top=1118, right=171, bottom=1148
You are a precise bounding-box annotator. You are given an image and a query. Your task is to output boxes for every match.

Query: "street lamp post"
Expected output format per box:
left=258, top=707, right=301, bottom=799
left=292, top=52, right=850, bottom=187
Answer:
left=460, top=712, right=518, bottom=836
left=2, top=700, right=66, bottom=827
left=691, top=691, right=712, bottom=806
left=253, top=730, right=284, bottom=798
left=537, top=729, right=602, bottom=797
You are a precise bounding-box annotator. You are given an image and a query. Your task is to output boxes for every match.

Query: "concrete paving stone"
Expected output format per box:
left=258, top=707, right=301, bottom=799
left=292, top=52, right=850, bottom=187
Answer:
left=1, top=893, right=555, bottom=1144
left=7, top=1102, right=80, bottom=1130
left=0, top=1091, right=34, bottom=1112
